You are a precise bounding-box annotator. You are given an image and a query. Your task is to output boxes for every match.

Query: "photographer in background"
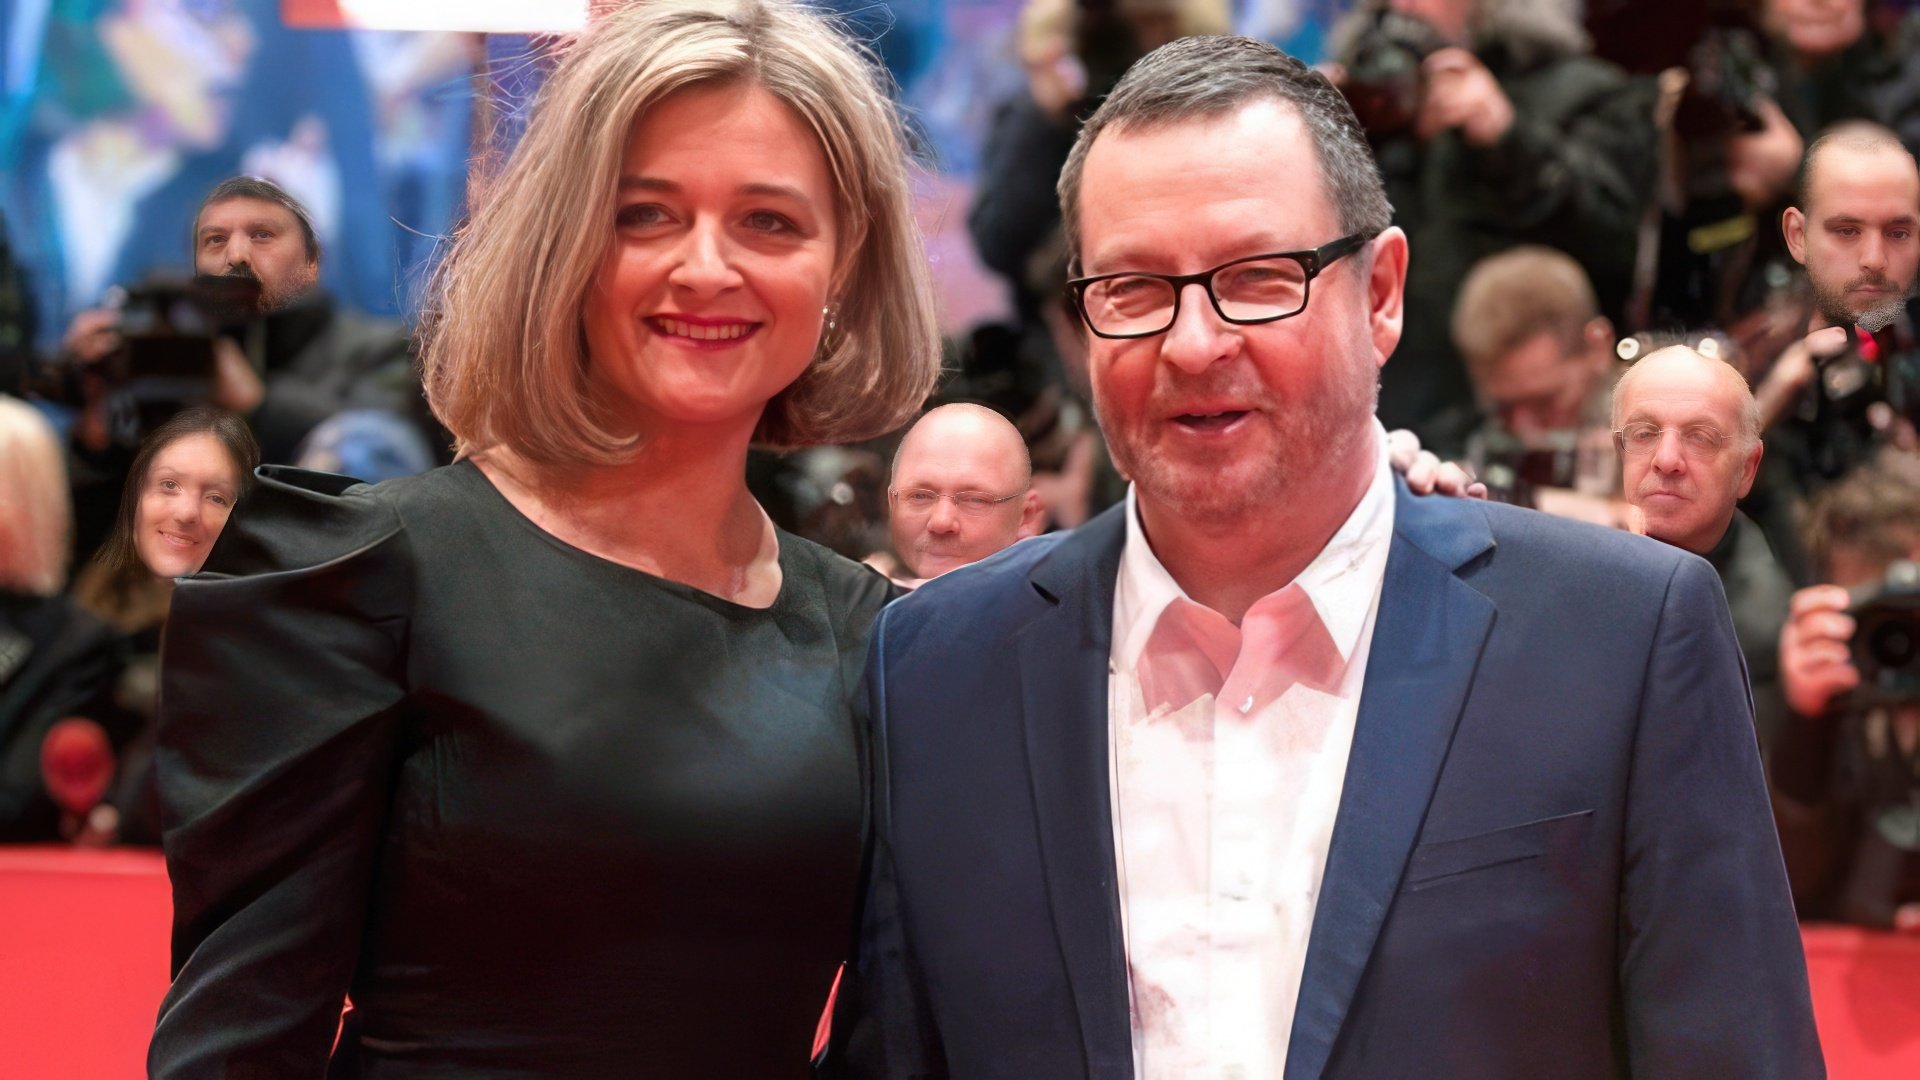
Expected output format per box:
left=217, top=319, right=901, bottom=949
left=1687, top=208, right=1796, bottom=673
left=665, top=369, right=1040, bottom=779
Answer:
left=1752, top=125, right=1918, bottom=510
left=55, top=176, right=429, bottom=560
left=967, top=0, right=1230, bottom=390
left=1775, top=460, right=1920, bottom=929
left=1453, top=246, right=1619, bottom=504
left=1764, top=0, right=1920, bottom=150
left=1329, top=0, right=1658, bottom=457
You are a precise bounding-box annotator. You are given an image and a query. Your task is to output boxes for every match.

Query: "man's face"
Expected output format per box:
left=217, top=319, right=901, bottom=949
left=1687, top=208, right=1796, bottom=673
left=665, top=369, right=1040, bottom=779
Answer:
left=888, top=414, right=1042, bottom=578
left=1617, top=350, right=1762, bottom=554
left=1075, top=101, right=1400, bottom=527
left=193, top=196, right=319, bottom=313
left=1480, top=329, right=1604, bottom=444
left=1764, top=0, right=1865, bottom=61
left=1784, top=145, right=1920, bottom=330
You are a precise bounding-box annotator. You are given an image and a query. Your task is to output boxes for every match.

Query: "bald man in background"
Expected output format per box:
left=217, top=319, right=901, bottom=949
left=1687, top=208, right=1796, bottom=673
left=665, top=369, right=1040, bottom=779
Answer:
left=1615, top=345, right=1794, bottom=743
left=887, top=403, right=1047, bottom=581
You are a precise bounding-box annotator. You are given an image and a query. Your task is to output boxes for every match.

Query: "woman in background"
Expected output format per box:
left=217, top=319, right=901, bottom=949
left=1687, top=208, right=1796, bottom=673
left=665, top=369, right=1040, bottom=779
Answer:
left=0, top=395, right=123, bottom=840
left=151, top=1, right=941, bottom=1075
left=69, top=404, right=258, bottom=843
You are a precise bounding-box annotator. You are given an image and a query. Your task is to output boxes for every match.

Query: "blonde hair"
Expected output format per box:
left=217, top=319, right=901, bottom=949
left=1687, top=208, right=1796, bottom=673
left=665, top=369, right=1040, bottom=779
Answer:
left=0, top=396, right=70, bottom=596
left=421, top=0, right=942, bottom=463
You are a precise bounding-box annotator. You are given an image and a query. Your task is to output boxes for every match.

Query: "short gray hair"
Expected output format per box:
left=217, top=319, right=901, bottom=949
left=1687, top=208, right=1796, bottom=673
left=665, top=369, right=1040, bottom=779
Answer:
left=1056, top=34, right=1392, bottom=272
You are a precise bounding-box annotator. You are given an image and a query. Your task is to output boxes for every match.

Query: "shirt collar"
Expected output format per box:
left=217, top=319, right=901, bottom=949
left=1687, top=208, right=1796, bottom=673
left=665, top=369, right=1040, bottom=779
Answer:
left=1113, top=420, right=1397, bottom=671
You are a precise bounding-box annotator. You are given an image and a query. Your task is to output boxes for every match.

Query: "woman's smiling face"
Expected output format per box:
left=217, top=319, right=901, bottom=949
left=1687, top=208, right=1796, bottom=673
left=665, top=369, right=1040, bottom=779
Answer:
left=134, top=432, right=242, bottom=579
left=581, top=81, right=840, bottom=439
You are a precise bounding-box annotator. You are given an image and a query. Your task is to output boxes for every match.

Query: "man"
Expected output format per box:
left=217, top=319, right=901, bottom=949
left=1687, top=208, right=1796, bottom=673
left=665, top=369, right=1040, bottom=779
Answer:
left=1452, top=246, right=1617, bottom=502
left=1749, top=125, right=1919, bottom=573
left=62, top=176, right=427, bottom=465
left=1330, top=0, right=1656, bottom=457
left=1614, top=345, right=1795, bottom=745
left=1763, top=0, right=1920, bottom=152
left=826, top=36, right=1818, bottom=1079
left=1773, top=462, right=1920, bottom=929
left=1781, top=126, right=1919, bottom=336
left=887, top=403, right=1046, bottom=580
left=1454, top=246, right=1616, bottom=445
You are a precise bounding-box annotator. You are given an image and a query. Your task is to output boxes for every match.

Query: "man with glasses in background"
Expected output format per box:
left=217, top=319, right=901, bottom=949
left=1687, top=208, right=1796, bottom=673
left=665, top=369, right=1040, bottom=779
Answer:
left=827, top=34, right=1819, bottom=1080
left=886, top=403, right=1046, bottom=582
left=1614, top=345, right=1795, bottom=747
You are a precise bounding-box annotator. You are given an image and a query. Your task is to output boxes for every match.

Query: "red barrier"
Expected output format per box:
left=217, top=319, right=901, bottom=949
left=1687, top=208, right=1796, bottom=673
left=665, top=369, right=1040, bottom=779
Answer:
left=0, top=847, right=171, bottom=1080
left=1802, top=923, right=1920, bottom=1078
left=1, top=847, right=1915, bottom=1077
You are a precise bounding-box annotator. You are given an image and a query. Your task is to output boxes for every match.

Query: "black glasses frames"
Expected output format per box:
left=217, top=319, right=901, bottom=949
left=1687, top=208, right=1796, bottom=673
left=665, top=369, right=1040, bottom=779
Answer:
left=1066, top=232, right=1374, bottom=340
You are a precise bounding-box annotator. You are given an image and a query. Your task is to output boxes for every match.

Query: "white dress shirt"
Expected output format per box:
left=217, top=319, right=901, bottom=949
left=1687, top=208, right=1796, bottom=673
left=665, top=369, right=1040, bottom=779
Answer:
left=1107, top=424, right=1396, bottom=1080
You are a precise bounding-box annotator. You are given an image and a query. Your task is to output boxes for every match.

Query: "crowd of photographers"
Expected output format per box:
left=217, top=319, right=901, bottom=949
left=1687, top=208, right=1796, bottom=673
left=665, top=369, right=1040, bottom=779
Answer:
left=3, top=0, right=1920, bottom=929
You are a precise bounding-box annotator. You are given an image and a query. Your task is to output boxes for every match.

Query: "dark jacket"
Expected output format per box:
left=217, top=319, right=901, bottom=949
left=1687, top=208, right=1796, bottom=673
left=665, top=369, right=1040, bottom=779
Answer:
left=244, top=289, right=424, bottom=464
left=1704, top=510, right=1796, bottom=749
left=827, top=482, right=1820, bottom=1079
left=0, top=591, right=125, bottom=840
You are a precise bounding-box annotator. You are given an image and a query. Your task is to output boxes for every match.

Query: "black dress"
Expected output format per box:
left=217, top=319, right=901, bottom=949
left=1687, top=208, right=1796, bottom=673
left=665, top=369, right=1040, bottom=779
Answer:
left=151, top=462, right=891, bottom=1078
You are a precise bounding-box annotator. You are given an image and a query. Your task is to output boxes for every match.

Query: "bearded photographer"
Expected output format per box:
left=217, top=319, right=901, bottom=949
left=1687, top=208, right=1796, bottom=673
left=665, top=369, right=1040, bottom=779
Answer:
left=55, top=177, right=430, bottom=560
left=1774, top=461, right=1920, bottom=930
left=1327, top=0, right=1658, bottom=458
left=62, top=177, right=425, bottom=466
left=1751, top=125, right=1918, bottom=522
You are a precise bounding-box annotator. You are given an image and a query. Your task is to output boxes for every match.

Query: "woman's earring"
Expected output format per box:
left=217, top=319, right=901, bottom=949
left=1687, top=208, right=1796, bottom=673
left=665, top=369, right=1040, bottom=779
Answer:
left=823, top=304, right=838, bottom=333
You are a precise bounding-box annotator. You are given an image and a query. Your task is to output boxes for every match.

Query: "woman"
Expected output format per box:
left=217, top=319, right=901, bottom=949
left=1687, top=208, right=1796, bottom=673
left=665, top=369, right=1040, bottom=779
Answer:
left=151, top=1, right=941, bottom=1075
left=0, top=396, right=123, bottom=840
left=66, top=404, right=258, bottom=844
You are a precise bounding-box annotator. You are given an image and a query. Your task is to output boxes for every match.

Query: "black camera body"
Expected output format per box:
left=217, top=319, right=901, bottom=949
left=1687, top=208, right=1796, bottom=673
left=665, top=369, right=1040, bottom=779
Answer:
left=1339, top=8, right=1447, bottom=137
left=1852, top=560, right=1920, bottom=706
left=98, top=273, right=260, bottom=443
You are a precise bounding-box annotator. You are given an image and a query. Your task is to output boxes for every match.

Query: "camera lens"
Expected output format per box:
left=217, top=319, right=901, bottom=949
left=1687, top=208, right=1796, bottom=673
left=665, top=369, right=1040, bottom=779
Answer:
left=1867, top=620, right=1920, bottom=670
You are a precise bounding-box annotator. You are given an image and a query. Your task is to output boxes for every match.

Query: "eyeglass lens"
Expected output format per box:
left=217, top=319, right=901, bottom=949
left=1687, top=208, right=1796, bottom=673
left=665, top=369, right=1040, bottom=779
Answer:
left=1616, top=424, right=1728, bottom=458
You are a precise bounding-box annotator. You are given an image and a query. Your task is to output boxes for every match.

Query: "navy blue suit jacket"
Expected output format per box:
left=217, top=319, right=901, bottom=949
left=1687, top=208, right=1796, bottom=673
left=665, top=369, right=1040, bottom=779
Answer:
left=825, top=481, right=1822, bottom=1079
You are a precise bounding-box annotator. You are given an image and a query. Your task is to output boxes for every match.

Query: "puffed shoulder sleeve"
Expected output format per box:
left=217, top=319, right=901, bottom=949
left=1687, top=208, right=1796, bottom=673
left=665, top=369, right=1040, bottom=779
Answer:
left=151, top=466, right=413, bottom=1078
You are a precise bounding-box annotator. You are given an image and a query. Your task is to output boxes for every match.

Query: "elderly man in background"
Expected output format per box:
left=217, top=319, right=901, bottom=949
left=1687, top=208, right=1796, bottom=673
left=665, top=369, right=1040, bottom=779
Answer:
left=886, top=403, right=1047, bottom=581
left=1616, top=345, right=1796, bottom=745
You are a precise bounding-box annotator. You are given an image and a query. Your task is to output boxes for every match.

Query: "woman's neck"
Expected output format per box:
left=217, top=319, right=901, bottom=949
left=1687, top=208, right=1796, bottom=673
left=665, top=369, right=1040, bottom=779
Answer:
left=474, top=422, right=781, bottom=606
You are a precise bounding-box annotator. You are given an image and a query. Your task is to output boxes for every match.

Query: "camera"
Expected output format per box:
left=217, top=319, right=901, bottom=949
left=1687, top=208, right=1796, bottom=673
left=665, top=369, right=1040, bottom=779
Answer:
left=97, top=273, right=260, bottom=441
left=1337, top=7, right=1446, bottom=137
left=1851, top=560, right=1920, bottom=705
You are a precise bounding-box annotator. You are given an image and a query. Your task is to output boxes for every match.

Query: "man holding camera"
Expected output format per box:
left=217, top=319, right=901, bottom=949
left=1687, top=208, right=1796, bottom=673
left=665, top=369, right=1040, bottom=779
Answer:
left=1775, top=463, right=1920, bottom=930
left=62, top=176, right=424, bottom=466
left=1330, top=0, right=1657, bottom=457
left=1750, top=123, right=1919, bottom=560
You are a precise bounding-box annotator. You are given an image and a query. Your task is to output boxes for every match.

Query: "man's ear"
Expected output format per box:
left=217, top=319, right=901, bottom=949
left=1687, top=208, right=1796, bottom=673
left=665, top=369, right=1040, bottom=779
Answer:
left=1782, top=206, right=1809, bottom=265
left=1737, top=439, right=1763, bottom=499
left=1366, top=226, right=1409, bottom=371
left=1016, top=491, right=1046, bottom=540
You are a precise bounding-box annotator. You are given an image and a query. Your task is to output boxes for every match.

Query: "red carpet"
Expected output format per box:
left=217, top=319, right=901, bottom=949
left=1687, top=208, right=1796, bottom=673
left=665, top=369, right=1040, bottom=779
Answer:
left=0, top=847, right=171, bottom=1080
left=2, top=845, right=1915, bottom=1077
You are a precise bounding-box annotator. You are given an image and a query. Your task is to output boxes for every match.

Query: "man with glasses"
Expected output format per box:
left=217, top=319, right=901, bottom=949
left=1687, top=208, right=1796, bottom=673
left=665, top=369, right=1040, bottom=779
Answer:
left=1615, top=346, right=1794, bottom=748
left=827, top=34, right=1818, bottom=1080
left=886, top=403, right=1045, bottom=581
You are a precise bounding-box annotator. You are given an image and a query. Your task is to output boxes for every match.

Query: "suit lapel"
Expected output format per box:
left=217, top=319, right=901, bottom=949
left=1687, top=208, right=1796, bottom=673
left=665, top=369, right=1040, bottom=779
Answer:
left=1285, top=484, right=1497, bottom=1080
left=1018, top=506, right=1134, bottom=1075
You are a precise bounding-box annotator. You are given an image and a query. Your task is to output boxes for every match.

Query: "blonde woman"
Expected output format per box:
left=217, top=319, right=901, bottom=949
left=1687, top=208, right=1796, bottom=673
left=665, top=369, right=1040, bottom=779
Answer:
left=0, top=395, right=124, bottom=840
left=151, top=2, right=940, bottom=1075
